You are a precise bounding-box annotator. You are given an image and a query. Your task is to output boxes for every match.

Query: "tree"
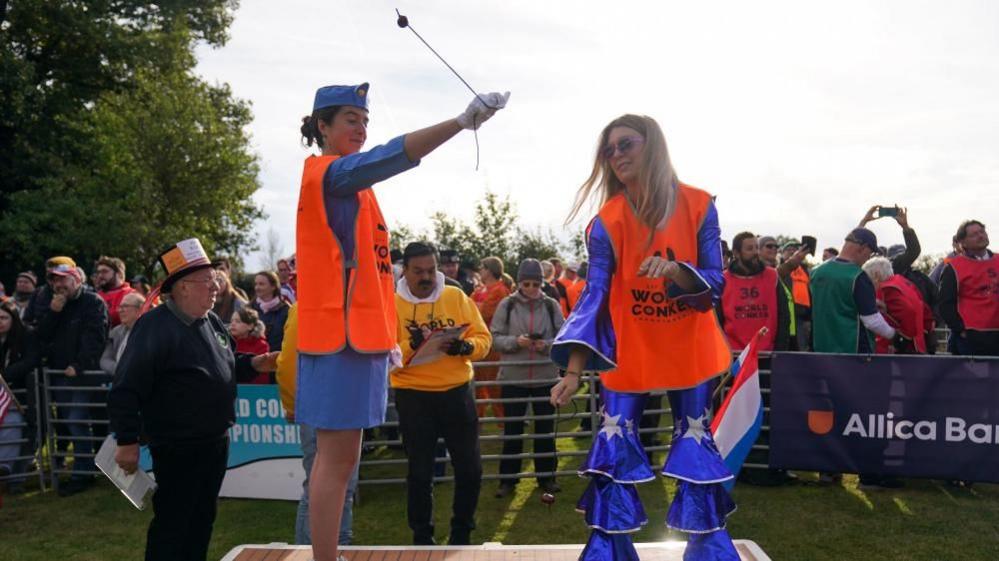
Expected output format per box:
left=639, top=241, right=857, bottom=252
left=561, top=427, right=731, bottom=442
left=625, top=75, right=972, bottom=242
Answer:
left=512, top=227, right=564, bottom=267
left=0, top=0, right=257, bottom=281
left=912, top=253, right=944, bottom=276
left=0, top=65, right=262, bottom=278
left=259, top=228, right=284, bottom=271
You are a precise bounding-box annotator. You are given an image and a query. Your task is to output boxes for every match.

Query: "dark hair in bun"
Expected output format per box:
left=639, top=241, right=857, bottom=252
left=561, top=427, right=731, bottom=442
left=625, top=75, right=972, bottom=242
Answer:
left=300, top=106, right=341, bottom=148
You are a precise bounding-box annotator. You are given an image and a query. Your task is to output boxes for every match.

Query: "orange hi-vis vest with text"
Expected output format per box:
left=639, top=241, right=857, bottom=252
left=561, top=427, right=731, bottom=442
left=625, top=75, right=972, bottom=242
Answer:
left=790, top=266, right=811, bottom=308
left=597, top=184, right=731, bottom=392
left=296, top=155, right=397, bottom=354
left=722, top=267, right=778, bottom=351
left=949, top=254, right=999, bottom=331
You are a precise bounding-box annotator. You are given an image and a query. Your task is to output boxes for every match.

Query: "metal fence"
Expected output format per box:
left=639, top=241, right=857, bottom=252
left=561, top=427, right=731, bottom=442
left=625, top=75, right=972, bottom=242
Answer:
left=40, top=369, right=111, bottom=493
left=13, top=330, right=962, bottom=490
left=358, top=359, right=689, bottom=485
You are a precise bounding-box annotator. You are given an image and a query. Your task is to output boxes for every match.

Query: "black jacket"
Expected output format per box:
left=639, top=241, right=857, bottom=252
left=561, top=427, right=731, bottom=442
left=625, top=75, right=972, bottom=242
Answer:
left=35, top=287, right=108, bottom=373
left=251, top=300, right=290, bottom=355
left=107, top=302, right=256, bottom=446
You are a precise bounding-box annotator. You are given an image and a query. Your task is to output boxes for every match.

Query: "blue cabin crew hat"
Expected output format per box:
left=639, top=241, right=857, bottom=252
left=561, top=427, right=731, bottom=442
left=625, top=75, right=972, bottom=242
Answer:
left=313, top=82, right=369, bottom=112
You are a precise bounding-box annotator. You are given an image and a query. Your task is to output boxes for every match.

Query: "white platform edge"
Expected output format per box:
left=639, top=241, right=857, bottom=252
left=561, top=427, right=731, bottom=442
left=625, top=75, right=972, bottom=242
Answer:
left=220, top=540, right=771, bottom=561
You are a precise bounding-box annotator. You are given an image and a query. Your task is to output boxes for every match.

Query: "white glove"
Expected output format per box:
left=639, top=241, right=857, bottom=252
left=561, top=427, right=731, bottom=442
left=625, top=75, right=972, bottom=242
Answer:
left=456, top=91, right=510, bottom=130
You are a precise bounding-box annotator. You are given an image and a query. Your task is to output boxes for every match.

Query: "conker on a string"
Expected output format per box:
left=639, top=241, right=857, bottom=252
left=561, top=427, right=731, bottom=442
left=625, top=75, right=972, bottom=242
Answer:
left=395, top=10, right=409, bottom=28
left=541, top=492, right=556, bottom=511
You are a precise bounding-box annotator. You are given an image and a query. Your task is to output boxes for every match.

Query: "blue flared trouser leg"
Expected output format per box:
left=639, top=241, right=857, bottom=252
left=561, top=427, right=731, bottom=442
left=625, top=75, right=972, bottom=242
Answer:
left=576, top=390, right=653, bottom=561
left=664, top=382, right=739, bottom=561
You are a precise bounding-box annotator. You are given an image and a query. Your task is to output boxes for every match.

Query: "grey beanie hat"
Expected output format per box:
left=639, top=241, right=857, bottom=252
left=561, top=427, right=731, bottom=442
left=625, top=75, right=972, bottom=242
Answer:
left=517, top=258, right=544, bottom=282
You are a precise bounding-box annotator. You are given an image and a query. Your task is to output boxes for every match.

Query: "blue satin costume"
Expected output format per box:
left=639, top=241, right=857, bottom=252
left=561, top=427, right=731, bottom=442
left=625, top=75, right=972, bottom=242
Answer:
left=551, top=202, right=739, bottom=561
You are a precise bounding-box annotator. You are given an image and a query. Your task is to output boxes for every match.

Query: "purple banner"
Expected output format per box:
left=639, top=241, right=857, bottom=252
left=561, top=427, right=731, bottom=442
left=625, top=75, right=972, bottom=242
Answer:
left=769, top=353, right=999, bottom=483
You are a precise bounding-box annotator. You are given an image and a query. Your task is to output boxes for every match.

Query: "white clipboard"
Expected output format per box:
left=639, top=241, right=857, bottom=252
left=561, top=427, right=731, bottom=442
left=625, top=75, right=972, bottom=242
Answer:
left=95, top=435, right=158, bottom=510
left=406, top=324, right=470, bottom=367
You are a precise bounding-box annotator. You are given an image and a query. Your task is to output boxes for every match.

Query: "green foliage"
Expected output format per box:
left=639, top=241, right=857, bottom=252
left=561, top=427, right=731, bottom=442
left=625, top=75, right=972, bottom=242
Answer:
left=421, top=191, right=577, bottom=272
left=0, top=0, right=257, bottom=281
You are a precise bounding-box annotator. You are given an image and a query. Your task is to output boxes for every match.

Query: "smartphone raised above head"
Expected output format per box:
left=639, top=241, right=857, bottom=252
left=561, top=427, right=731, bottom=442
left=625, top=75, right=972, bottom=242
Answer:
left=877, top=206, right=900, bottom=217
left=801, top=235, right=817, bottom=256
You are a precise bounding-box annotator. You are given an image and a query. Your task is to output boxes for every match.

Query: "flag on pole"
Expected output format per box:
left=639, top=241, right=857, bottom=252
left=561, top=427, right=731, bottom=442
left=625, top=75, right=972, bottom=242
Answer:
left=0, top=380, right=12, bottom=425
left=710, top=328, right=765, bottom=491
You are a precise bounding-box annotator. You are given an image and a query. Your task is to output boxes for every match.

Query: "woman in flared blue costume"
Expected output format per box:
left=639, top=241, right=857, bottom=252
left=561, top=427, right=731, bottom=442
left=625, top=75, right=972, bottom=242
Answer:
left=549, top=114, right=738, bottom=561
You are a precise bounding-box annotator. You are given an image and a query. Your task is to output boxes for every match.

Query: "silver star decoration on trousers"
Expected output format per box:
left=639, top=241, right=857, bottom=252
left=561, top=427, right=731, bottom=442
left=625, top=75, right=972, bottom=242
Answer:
left=682, top=409, right=712, bottom=446
left=598, top=409, right=624, bottom=440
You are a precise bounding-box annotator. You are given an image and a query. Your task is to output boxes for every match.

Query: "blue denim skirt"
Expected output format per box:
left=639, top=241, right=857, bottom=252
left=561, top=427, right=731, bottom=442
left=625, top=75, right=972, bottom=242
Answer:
left=296, top=348, right=389, bottom=430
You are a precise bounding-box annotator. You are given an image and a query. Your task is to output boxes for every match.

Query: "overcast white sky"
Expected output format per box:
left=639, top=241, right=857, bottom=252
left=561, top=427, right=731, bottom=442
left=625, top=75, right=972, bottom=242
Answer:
left=195, top=0, right=998, bottom=267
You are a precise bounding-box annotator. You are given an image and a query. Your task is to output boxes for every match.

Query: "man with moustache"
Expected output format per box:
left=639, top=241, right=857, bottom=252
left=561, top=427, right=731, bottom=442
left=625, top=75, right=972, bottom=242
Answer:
left=938, top=220, right=999, bottom=356
left=390, top=242, right=491, bottom=546
left=721, top=232, right=794, bottom=353
left=94, top=256, right=136, bottom=328
left=35, top=260, right=109, bottom=496
left=720, top=232, right=796, bottom=486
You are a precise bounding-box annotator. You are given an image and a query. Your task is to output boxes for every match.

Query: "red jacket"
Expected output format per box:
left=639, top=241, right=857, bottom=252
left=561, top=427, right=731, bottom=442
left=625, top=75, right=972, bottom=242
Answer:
left=99, top=284, right=136, bottom=328
left=236, top=335, right=270, bottom=384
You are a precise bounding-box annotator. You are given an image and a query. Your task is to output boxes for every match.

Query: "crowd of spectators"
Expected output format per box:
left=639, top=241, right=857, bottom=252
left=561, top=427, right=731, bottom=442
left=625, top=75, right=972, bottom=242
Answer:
left=0, top=254, right=296, bottom=496
left=0, top=207, right=995, bottom=539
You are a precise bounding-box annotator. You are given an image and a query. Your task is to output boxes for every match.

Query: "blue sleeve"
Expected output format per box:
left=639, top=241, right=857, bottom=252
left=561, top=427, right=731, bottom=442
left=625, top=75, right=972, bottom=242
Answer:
left=665, top=200, right=725, bottom=311
left=853, top=273, right=878, bottom=315
left=323, top=135, right=419, bottom=198
left=550, top=217, right=617, bottom=372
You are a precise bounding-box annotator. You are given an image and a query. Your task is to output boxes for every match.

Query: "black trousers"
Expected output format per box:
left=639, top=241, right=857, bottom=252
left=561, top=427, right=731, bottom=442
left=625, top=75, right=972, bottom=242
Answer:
left=395, top=383, right=482, bottom=544
left=498, top=384, right=556, bottom=482
left=146, top=436, right=229, bottom=561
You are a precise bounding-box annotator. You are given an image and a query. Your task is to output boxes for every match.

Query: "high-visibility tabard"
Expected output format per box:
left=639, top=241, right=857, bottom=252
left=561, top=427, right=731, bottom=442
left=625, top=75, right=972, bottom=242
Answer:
left=722, top=267, right=778, bottom=351
left=950, top=255, right=999, bottom=331
left=296, top=155, right=397, bottom=354
left=597, top=184, right=731, bottom=392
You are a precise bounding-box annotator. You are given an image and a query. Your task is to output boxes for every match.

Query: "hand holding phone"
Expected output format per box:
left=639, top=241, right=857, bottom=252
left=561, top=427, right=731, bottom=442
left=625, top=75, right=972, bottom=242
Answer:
left=801, top=235, right=817, bottom=256
left=877, top=205, right=900, bottom=218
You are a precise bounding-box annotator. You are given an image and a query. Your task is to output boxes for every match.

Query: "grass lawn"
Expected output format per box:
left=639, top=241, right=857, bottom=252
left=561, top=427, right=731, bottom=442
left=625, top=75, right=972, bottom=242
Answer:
left=3, top=420, right=997, bottom=560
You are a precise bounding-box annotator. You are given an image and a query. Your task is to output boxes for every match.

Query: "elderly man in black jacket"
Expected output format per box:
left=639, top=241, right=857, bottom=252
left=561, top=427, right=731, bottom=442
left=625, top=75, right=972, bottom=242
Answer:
left=108, top=239, right=277, bottom=561
left=35, top=261, right=109, bottom=496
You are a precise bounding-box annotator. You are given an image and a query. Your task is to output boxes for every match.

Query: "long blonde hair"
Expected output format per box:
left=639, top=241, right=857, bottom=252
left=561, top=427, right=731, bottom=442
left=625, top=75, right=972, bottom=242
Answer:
left=567, top=114, right=678, bottom=242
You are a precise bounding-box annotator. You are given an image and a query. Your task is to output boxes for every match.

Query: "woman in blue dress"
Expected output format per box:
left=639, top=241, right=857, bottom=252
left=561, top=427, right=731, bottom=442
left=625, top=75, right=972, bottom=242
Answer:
left=295, top=84, right=509, bottom=561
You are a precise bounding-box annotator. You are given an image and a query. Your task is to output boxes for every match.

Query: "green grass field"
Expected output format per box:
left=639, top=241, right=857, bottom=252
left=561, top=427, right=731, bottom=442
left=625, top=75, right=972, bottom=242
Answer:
left=2, top=421, right=997, bottom=561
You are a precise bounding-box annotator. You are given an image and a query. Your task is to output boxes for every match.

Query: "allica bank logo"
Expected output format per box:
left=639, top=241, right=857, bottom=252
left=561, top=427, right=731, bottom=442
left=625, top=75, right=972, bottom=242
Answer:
left=807, top=408, right=999, bottom=444
left=808, top=410, right=834, bottom=435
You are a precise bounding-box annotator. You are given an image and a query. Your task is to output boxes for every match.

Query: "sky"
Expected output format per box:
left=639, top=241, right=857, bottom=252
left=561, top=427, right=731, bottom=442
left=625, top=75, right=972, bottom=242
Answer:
left=195, top=0, right=999, bottom=268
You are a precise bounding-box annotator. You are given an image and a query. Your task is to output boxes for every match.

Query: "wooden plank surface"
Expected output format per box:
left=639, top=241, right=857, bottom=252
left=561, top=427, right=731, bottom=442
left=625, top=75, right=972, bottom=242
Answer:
left=229, top=542, right=768, bottom=561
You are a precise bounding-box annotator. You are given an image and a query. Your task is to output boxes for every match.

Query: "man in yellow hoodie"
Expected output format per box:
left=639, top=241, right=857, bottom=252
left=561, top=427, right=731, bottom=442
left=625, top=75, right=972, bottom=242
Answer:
left=392, top=242, right=491, bottom=546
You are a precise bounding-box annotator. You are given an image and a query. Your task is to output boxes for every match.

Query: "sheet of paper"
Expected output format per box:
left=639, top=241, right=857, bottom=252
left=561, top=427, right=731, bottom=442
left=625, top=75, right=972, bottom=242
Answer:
left=95, top=435, right=158, bottom=510
left=407, top=324, right=470, bottom=367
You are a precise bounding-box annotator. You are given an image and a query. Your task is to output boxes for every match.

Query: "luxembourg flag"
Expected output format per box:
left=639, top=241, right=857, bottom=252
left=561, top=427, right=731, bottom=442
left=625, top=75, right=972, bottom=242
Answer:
left=710, top=328, right=765, bottom=491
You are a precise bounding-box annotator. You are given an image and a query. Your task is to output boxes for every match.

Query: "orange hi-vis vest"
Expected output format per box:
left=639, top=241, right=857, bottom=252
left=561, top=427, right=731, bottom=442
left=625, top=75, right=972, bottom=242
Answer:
left=949, top=254, right=999, bottom=331
left=566, top=279, right=586, bottom=311
left=722, top=267, right=778, bottom=351
left=597, top=184, right=731, bottom=392
left=296, top=155, right=397, bottom=354
left=790, top=266, right=811, bottom=308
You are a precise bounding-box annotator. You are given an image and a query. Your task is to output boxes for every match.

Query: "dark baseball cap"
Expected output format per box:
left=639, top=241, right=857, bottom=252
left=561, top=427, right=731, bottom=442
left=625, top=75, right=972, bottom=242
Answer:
left=846, top=228, right=878, bottom=252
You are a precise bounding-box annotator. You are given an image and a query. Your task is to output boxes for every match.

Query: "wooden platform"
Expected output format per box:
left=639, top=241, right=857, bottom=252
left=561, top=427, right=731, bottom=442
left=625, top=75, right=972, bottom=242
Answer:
left=222, top=541, right=771, bottom=561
